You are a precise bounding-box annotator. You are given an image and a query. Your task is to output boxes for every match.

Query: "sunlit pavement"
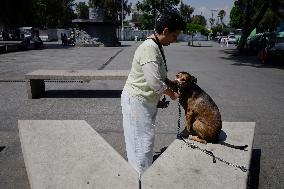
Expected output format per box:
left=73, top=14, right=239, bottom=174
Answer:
left=0, top=40, right=283, bottom=189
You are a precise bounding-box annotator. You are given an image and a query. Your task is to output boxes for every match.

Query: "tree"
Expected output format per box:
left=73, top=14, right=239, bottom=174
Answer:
left=209, top=18, right=215, bottom=28
left=191, top=15, right=207, bottom=26
left=187, top=23, right=209, bottom=36
left=258, top=9, right=282, bottom=32
left=235, top=0, right=284, bottom=52
left=0, top=0, right=34, bottom=27
left=132, top=12, right=154, bottom=30
left=0, top=0, right=76, bottom=28
left=179, top=2, right=194, bottom=22
left=211, top=24, right=223, bottom=35
left=135, top=0, right=180, bottom=29
left=218, top=10, right=226, bottom=25
left=76, top=2, right=89, bottom=19
left=89, top=0, right=132, bottom=21
left=230, top=3, right=243, bottom=29
left=186, top=14, right=209, bottom=36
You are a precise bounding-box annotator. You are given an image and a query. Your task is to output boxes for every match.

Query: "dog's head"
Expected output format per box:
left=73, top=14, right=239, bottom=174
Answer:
left=175, top=72, right=197, bottom=88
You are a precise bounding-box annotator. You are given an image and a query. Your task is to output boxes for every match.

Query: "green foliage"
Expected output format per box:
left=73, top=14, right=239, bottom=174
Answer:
left=258, top=8, right=281, bottom=32
left=222, top=27, right=230, bottom=36
left=268, top=0, right=284, bottom=18
left=230, top=0, right=284, bottom=51
left=89, top=0, right=132, bottom=20
left=191, top=15, right=207, bottom=26
left=230, top=3, right=243, bottom=28
left=0, top=0, right=34, bottom=27
left=211, top=24, right=223, bottom=35
left=209, top=18, right=215, bottom=28
left=136, top=0, right=180, bottom=13
left=218, top=10, right=226, bottom=24
left=131, top=12, right=154, bottom=30
left=0, top=0, right=76, bottom=28
left=187, top=23, right=209, bottom=36
left=134, top=0, right=180, bottom=29
left=76, top=2, right=89, bottom=19
left=179, top=2, right=194, bottom=22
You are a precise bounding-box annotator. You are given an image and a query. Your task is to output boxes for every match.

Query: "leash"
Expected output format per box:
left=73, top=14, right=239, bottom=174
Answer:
left=177, top=102, right=181, bottom=134
left=177, top=134, right=248, bottom=172
left=176, top=103, right=248, bottom=172
left=148, top=32, right=168, bottom=72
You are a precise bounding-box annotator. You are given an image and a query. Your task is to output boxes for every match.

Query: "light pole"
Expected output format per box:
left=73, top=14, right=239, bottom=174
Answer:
left=121, top=0, right=124, bottom=41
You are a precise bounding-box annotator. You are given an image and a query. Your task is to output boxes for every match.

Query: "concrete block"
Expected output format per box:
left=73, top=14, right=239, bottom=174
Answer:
left=142, top=122, right=255, bottom=189
left=18, top=120, right=138, bottom=189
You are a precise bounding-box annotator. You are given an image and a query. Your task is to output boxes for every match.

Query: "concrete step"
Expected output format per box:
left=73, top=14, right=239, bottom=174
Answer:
left=18, top=121, right=255, bottom=189
left=142, top=122, right=255, bottom=189
left=18, top=120, right=138, bottom=189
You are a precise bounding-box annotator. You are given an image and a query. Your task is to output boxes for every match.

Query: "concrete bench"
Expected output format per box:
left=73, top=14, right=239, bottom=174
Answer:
left=142, top=122, right=255, bottom=189
left=18, top=120, right=138, bottom=189
left=25, top=69, right=129, bottom=99
left=18, top=121, right=255, bottom=189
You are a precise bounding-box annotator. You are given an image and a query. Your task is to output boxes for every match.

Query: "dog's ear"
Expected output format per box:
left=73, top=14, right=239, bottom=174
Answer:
left=190, top=76, right=197, bottom=84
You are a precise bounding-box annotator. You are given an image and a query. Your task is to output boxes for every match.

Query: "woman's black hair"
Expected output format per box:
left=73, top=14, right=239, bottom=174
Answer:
left=155, top=8, right=186, bottom=34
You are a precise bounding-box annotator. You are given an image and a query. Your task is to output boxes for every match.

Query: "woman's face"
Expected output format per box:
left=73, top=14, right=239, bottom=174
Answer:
left=161, top=29, right=181, bottom=46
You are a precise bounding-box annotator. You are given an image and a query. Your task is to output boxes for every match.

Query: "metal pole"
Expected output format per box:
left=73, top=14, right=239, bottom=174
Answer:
left=121, top=0, right=124, bottom=41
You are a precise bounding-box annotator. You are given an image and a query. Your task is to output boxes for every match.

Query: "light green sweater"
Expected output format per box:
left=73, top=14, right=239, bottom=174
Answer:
left=123, top=39, right=167, bottom=106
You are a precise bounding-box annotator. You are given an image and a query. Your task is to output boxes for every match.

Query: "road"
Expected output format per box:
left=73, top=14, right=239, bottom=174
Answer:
left=0, top=41, right=283, bottom=189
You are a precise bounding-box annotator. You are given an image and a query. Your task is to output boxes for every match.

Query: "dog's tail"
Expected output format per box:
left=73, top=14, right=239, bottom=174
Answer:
left=218, top=141, right=248, bottom=150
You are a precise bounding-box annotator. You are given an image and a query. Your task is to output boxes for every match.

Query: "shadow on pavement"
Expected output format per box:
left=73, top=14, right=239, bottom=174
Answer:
left=45, top=90, right=122, bottom=98
left=0, top=146, right=6, bottom=152
left=153, top=146, right=168, bottom=162
left=187, top=45, right=214, bottom=47
left=220, top=49, right=284, bottom=70
left=247, top=149, right=261, bottom=189
left=180, top=43, right=213, bottom=47
left=120, top=44, right=132, bottom=47
left=44, top=43, right=75, bottom=49
left=44, top=43, right=131, bottom=49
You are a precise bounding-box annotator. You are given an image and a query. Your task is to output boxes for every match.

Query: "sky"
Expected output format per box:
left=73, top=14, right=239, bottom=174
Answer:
left=75, top=0, right=234, bottom=25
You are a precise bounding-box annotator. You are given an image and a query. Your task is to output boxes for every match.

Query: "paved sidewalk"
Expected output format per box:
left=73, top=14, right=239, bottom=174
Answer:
left=0, top=41, right=283, bottom=189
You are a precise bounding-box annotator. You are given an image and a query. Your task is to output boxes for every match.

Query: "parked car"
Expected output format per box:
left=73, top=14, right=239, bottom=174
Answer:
left=245, top=34, right=263, bottom=53
left=227, top=35, right=237, bottom=44
left=264, top=35, right=284, bottom=63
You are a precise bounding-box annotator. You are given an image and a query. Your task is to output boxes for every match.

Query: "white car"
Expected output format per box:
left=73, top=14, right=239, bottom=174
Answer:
left=227, top=35, right=237, bottom=44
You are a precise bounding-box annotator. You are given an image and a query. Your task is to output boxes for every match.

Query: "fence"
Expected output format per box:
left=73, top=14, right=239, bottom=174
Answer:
left=116, top=29, right=208, bottom=42
left=116, top=29, right=154, bottom=41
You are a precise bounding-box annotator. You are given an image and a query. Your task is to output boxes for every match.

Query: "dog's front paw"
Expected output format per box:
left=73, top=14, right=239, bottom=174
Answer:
left=191, top=136, right=207, bottom=144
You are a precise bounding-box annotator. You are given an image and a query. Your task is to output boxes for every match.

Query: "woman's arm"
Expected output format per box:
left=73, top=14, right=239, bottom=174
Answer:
left=142, top=62, right=179, bottom=100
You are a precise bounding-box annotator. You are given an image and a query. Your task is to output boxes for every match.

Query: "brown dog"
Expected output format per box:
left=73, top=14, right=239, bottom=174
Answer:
left=166, top=72, right=222, bottom=144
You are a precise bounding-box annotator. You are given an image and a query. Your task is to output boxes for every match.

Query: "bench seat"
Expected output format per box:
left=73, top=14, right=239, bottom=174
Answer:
left=142, top=122, right=255, bottom=189
left=25, top=69, right=129, bottom=99
left=18, top=120, right=139, bottom=189
left=18, top=121, right=255, bottom=189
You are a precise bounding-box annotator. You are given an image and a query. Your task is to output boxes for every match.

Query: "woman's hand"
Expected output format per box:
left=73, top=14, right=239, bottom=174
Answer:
left=169, top=91, right=179, bottom=100
left=163, top=88, right=179, bottom=100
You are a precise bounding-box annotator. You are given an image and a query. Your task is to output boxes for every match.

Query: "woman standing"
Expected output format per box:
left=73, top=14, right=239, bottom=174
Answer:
left=121, top=10, right=186, bottom=177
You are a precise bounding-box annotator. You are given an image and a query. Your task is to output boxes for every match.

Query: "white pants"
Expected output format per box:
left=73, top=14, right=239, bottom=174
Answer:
left=121, top=91, right=157, bottom=176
